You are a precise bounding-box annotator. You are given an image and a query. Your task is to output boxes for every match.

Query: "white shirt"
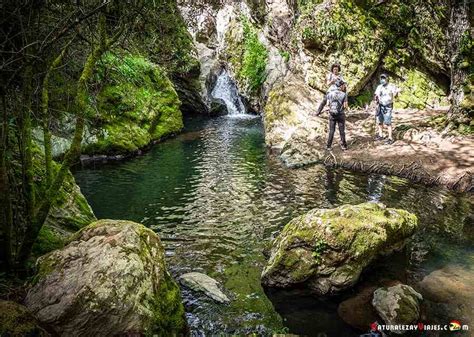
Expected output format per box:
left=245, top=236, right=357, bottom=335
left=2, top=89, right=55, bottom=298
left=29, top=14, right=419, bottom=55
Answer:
left=375, top=83, right=398, bottom=105
left=327, top=73, right=345, bottom=91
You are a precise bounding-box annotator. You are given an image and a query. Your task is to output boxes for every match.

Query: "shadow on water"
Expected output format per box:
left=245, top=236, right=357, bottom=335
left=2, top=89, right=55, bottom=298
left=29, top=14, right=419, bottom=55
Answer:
left=74, top=115, right=473, bottom=336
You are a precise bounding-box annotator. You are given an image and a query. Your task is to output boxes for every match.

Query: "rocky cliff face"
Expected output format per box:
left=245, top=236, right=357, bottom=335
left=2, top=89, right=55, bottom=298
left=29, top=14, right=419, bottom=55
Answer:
left=178, top=0, right=455, bottom=150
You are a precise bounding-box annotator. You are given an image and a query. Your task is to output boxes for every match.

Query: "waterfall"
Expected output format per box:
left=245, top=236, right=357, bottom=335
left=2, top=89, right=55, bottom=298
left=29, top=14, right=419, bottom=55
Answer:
left=211, top=70, right=247, bottom=115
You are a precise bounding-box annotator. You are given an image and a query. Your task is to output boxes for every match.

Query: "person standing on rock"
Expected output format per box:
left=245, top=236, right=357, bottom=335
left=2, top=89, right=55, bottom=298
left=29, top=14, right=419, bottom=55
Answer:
left=315, top=79, right=348, bottom=151
left=327, top=63, right=345, bottom=91
left=374, top=74, right=398, bottom=144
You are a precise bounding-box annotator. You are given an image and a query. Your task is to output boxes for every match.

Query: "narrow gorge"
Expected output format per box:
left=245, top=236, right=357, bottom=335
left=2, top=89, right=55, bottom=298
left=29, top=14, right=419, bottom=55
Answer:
left=0, top=1, right=472, bottom=336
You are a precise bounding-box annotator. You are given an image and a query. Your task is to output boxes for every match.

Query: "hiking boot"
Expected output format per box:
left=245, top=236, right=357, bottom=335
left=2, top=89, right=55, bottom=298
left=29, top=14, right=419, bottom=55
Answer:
left=374, top=135, right=385, bottom=141
left=326, top=146, right=332, bottom=151
left=384, top=138, right=394, bottom=145
left=341, top=144, right=348, bottom=151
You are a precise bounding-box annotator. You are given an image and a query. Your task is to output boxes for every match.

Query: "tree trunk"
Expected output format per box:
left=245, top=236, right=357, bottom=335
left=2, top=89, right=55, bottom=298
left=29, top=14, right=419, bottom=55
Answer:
left=42, top=44, right=70, bottom=186
left=17, top=13, right=123, bottom=265
left=0, top=92, right=13, bottom=271
left=447, top=0, right=473, bottom=123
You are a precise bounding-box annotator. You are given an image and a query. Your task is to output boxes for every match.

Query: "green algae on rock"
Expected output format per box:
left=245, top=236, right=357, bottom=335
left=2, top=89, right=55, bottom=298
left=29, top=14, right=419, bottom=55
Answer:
left=82, top=52, right=183, bottom=155
left=372, top=284, right=423, bottom=330
left=26, top=219, right=186, bottom=336
left=0, top=300, right=49, bottom=337
left=261, top=203, right=418, bottom=295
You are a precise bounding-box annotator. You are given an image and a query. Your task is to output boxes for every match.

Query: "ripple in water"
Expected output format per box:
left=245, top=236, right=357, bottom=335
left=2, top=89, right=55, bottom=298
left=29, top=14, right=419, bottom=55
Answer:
left=74, top=116, right=473, bottom=336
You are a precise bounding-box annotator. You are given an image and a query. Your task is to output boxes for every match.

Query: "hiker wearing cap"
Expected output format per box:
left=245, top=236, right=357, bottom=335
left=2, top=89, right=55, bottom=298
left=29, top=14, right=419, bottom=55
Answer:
left=327, top=63, right=345, bottom=91
left=315, top=79, right=348, bottom=151
left=374, top=74, right=398, bottom=144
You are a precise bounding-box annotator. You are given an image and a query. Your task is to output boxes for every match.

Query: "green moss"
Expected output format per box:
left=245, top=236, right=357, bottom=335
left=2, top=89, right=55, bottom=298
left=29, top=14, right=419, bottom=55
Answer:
left=32, top=226, right=64, bottom=257
left=30, top=253, right=59, bottom=286
left=226, top=17, right=268, bottom=94
left=148, top=272, right=187, bottom=336
left=0, top=301, right=48, bottom=336
left=393, top=68, right=448, bottom=109
left=83, top=52, right=183, bottom=155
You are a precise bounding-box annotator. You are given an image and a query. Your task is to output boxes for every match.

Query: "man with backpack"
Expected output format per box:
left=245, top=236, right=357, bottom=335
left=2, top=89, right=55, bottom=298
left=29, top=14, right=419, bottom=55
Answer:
left=315, top=78, right=348, bottom=151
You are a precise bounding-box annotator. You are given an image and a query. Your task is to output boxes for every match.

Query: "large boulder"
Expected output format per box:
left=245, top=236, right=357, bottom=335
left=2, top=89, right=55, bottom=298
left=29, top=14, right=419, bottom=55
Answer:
left=372, top=284, right=423, bottom=333
left=261, top=203, right=418, bottom=295
left=25, top=220, right=186, bottom=336
left=263, top=73, right=325, bottom=151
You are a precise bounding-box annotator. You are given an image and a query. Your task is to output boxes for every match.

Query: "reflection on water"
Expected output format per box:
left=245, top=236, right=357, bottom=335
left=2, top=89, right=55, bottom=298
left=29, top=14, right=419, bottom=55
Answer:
left=74, top=116, right=473, bottom=336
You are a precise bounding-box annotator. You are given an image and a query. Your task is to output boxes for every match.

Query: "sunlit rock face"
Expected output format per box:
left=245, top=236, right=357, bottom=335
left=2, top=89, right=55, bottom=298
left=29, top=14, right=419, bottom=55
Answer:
left=25, top=220, right=186, bottom=337
left=261, top=203, right=418, bottom=295
left=372, top=284, right=423, bottom=331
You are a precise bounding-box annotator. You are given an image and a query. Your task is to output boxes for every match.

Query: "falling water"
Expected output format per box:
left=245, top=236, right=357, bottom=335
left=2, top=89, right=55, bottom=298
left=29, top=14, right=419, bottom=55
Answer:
left=211, top=70, right=247, bottom=115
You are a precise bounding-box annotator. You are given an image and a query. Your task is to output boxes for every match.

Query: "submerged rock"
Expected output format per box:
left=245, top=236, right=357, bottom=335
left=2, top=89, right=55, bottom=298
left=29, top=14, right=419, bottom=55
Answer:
left=418, top=265, right=474, bottom=326
left=261, top=203, right=418, bottom=295
left=25, top=219, right=186, bottom=336
left=0, top=300, right=49, bottom=336
left=372, top=284, right=423, bottom=332
left=180, top=272, right=230, bottom=303
left=338, top=286, right=379, bottom=331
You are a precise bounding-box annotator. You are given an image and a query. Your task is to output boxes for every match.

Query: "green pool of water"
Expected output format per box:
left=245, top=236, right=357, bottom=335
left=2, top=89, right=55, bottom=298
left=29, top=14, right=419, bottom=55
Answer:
left=74, top=115, right=473, bottom=336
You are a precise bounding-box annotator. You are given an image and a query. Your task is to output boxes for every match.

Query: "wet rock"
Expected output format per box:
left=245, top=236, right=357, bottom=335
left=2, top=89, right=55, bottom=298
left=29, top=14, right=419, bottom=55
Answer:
left=418, top=265, right=474, bottom=326
left=210, top=97, right=229, bottom=116
left=338, top=286, right=379, bottom=331
left=25, top=219, right=186, bottom=336
left=263, top=73, right=325, bottom=150
left=261, top=203, right=418, bottom=295
left=418, top=265, right=474, bottom=304
left=372, top=284, right=423, bottom=331
left=180, top=272, right=230, bottom=303
left=0, top=300, right=49, bottom=336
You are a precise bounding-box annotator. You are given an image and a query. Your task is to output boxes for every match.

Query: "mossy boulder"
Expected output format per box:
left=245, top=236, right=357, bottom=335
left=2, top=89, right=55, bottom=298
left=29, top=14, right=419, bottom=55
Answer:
left=261, top=203, right=418, bottom=295
left=263, top=73, right=325, bottom=150
left=82, top=52, right=183, bottom=155
left=25, top=219, right=187, bottom=336
left=372, top=284, right=423, bottom=332
left=0, top=300, right=49, bottom=336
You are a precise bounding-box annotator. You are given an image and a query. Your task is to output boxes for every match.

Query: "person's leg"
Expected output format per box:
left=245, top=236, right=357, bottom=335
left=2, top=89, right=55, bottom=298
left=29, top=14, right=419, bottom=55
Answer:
left=376, top=106, right=384, bottom=139
left=387, top=125, right=393, bottom=140
left=377, top=124, right=384, bottom=138
left=327, top=117, right=336, bottom=149
left=337, top=115, right=347, bottom=148
left=384, top=106, right=393, bottom=143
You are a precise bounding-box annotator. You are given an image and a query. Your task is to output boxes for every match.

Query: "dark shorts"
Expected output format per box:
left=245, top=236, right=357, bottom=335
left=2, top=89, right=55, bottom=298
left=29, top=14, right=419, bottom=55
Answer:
left=376, top=104, right=393, bottom=125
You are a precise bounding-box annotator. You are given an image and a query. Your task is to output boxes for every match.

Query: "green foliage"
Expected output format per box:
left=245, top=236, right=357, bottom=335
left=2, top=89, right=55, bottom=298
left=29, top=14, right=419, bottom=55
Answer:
left=311, top=238, right=328, bottom=263
left=279, top=49, right=290, bottom=62
left=84, top=52, right=183, bottom=155
left=352, top=90, right=373, bottom=108
left=240, top=18, right=269, bottom=93
left=394, top=69, right=448, bottom=109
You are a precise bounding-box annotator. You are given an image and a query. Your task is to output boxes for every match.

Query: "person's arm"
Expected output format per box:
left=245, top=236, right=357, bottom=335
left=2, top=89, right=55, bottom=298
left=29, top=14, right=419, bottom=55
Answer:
left=315, top=95, right=328, bottom=116
left=374, top=86, right=380, bottom=104
left=344, top=94, right=349, bottom=110
left=326, top=74, right=334, bottom=86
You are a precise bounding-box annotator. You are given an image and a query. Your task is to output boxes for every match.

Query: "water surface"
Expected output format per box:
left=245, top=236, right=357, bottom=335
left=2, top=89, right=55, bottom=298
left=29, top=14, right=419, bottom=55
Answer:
left=75, top=115, right=473, bottom=336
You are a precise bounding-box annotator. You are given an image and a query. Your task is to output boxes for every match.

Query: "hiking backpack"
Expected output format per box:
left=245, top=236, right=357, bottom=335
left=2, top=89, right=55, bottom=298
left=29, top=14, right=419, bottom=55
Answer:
left=328, top=91, right=345, bottom=116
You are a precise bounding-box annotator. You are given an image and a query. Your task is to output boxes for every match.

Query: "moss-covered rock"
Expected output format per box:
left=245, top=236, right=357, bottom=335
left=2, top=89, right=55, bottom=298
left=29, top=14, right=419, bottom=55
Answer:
left=26, top=219, right=187, bottom=336
left=0, top=300, right=49, bottom=336
left=372, top=284, right=423, bottom=330
left=261, top=203, right=418, bottom=295
left=263, top=73, right=325, bottom=150
left=392, top=68, right=448, bottom=109
left=224, top=16, right=268, bottom=95
left=83, top=52, right=183, bottom=155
